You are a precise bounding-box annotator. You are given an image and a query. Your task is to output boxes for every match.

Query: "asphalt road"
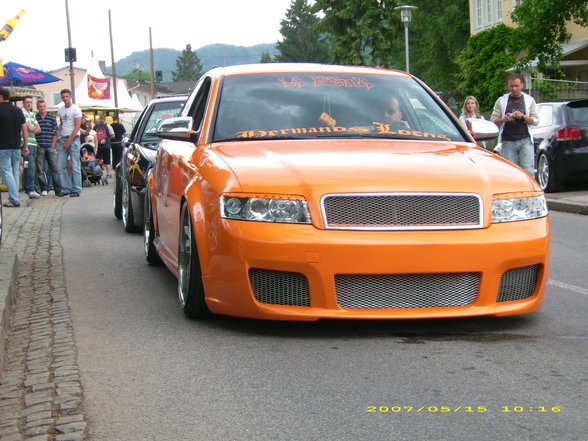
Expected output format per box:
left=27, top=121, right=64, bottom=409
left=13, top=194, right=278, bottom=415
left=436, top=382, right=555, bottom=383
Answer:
left=63, top=185, right=587, bottom=441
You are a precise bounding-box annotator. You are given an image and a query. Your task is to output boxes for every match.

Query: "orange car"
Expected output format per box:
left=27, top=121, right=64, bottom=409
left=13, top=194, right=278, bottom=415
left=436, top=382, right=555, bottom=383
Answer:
left=145, top=64, right=549, bottom=321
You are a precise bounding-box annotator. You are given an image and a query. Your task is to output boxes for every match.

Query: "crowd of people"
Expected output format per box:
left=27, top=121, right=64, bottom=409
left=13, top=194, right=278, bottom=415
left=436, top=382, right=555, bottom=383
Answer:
left=0, top=87, right=126, bottom=207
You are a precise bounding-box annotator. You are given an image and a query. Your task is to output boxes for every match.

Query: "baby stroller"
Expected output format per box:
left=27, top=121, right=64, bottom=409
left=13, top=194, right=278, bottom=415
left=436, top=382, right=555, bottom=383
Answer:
left=81, top=156, right=105, bottom=186
left=81, top=144, right=107, bottom=186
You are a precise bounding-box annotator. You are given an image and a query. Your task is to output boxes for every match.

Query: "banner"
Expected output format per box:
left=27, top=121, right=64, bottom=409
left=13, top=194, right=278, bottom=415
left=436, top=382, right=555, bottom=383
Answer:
left=88, top=74, right=110, bottom=100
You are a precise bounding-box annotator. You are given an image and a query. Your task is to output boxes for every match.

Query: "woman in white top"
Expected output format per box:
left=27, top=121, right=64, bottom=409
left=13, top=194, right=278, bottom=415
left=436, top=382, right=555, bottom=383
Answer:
left=459, top=95, right=484, bottom=124
left=459, top=95, right=486, bottom=148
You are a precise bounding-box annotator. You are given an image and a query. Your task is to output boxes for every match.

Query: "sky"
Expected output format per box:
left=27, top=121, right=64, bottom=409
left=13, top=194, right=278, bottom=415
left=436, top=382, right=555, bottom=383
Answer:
left=1, top=0, right=294, bottom=73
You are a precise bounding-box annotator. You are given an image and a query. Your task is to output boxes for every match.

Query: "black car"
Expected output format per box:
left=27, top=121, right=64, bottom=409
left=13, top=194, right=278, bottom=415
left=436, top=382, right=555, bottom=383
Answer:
left=533, top=99, right=588, bottom=192
left=114, top=95, right=187, bottom=232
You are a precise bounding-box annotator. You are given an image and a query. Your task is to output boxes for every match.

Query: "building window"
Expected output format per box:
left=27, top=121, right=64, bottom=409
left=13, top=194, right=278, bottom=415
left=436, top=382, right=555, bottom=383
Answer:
left=52, top=92, right=61, bottom=107
left=474, top=0, right=504, bottom=30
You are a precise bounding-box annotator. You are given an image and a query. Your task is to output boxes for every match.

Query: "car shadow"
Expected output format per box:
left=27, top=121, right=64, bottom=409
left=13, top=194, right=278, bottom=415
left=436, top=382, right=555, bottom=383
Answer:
left=195, top=313, right=540, bottom=343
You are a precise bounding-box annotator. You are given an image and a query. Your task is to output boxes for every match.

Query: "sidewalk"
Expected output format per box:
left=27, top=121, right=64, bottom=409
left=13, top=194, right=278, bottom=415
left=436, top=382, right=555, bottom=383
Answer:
left=0, top=194, right=87, bottom=441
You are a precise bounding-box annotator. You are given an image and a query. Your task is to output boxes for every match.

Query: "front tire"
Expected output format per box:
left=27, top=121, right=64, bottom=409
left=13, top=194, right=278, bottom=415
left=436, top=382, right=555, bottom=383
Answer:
left=122, top=180, right=139, bottom=233
left=536, top=152, right=564, bottom=193
left=144, top=187, right=161, bottom=266
left=178, top=203, right=210, bottom=319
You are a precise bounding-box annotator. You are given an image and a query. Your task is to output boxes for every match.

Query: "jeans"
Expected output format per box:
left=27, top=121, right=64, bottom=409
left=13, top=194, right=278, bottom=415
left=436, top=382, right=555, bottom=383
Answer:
left=57, top=137, right=82, bottom=194
left=36, top=145, right=61, bottom=193
left=502, top=137, right=535, bottom=176
left=0, top=149, right=23, bottom=205
left=24, top=144, right=40, bottom=193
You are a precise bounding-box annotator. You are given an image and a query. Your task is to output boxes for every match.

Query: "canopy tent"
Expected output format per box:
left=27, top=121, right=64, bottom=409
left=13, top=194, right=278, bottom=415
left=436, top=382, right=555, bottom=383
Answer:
left=54, top=59, right=143, bottom=113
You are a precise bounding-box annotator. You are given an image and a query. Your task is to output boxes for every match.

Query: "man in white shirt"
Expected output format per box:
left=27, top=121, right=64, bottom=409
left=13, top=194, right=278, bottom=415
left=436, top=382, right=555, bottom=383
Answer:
left=56, top=89, right=83, bottom=197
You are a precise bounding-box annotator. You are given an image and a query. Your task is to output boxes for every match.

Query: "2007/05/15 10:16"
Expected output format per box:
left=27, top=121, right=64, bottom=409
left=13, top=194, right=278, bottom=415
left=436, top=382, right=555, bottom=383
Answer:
left=366, top=406, right=562, bottom=413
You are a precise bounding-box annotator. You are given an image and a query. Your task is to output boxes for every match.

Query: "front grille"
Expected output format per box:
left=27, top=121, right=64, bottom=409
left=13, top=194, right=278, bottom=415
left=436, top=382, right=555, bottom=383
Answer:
left=322, top=193, right=482, bottom=230
left=249, top=268, right=310, bottom=306
left=335, top=273, right=479, bottom=309
left=498, top=265, right=540, bottom=302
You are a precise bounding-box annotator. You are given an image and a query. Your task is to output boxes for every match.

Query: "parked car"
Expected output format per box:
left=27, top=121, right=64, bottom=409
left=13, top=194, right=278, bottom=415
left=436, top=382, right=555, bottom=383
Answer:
left=146, top=63, right=550, bottom=321
left=114, top=95, right=187, bottom=232
left=533, top=99, right=588, bottom=192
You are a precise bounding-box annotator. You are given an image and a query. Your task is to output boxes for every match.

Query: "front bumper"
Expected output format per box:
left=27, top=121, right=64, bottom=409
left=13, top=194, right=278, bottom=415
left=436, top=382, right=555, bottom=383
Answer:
left=199, top=217, right=550, bottom=321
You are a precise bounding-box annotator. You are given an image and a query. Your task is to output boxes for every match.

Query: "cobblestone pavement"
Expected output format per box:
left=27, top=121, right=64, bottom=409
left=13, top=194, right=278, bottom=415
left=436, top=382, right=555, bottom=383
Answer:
left=0, top=197, right=88, bottom=441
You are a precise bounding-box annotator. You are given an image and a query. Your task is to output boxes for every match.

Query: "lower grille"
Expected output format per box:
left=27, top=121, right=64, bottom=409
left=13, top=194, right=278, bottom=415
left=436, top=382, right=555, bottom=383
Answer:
left=498, top=265, right=540, bottom=302
left=335, top=273, right=479, bottom=309
left=249, top=268, right=310, bottom=306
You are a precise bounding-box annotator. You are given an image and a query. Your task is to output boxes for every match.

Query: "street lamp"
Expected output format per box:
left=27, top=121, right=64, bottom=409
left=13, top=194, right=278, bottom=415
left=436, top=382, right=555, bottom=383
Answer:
left=394, top=4, right=417, bottom=74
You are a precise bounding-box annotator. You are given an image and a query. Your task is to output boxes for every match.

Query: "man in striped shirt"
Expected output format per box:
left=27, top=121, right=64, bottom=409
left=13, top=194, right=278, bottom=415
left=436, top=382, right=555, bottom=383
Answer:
left=35, top=99, right=61, bottom=196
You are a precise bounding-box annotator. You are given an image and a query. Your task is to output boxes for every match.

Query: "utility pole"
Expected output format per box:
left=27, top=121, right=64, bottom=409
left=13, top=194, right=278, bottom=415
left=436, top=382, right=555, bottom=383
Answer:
left=64, top=0, right=75, bottom=101
left=149, top=27, right=155, bottom=99
left=109, top=10, right=118, bottom=108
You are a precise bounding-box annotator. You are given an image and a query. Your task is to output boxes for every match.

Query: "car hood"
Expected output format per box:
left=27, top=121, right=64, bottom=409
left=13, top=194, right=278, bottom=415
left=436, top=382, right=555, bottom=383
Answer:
left=209, top=139, right=539, bottom=197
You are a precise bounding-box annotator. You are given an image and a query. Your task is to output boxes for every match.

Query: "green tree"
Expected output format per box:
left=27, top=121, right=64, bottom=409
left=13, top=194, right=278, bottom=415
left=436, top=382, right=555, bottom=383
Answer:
left=260, top=50, right=273, bottom=63
left=512, top=0, right=588, bottom=73
left=123, top=69, right=151, bottom=82
left=172, top=44, right=203, bottom=82
left=276, top=0, right=329, bottom=62
left=313, top=0, right=399, bottom=66
left=457, top=24, right=525, bottom=111
left=311, top=0, right=469, bottom=91
left=408, top=0, right=470, bottom=91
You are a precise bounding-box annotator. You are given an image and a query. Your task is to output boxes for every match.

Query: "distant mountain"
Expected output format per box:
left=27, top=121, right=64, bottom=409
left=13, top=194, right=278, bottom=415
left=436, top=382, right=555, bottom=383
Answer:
left=109, top=43, right=279, bottom=82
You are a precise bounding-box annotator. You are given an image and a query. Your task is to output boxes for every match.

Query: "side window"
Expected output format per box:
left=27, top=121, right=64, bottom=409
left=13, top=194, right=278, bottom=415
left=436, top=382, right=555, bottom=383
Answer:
left=139, top=100, right=186, bottom=143
left=537, top=105, right=553, bottom=128
left=189, top=77, right=212, bottom=132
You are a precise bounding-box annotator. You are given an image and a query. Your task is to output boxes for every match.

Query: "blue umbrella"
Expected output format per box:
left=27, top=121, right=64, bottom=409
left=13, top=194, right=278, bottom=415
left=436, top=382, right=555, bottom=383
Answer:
left=0, top=61, right=61, bottom=87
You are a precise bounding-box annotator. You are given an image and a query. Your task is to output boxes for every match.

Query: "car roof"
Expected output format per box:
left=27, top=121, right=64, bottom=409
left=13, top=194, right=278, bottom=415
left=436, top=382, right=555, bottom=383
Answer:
left=148, top=94, right=189, bottom=105
left=539, top=99, right=588, bottom=106
left=205, top=63, right=412, bottom=79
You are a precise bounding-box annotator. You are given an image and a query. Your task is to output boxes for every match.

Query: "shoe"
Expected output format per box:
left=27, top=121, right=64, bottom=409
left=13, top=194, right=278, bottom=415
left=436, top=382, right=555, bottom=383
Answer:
left=3, top=201, right=21, bottom=207
left=41, top=190, right=48, bottom=196
left=28, top=191, right=41, bottom=199
left=107, top=174, right=113, bottom=179
left=57, top=191, right=70, bottom=197
left=69, top=192, right=80, bottom=197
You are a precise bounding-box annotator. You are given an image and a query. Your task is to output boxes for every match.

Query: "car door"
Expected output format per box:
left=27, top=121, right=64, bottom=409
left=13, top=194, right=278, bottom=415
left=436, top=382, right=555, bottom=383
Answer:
left=155, top=78, right=213, bottom=262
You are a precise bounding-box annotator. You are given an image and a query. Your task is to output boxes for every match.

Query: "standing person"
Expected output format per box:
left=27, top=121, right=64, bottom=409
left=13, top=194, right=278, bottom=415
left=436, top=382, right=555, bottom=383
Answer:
left=78, top=115, right=92, bottom=144
left=0, top=87, right=28, bottom=207
left=459, top=96, right=484, bottom=124
left=22, top=96, right=41, bottom=199
left=108, top=115, right=126, bottom=169
left=459, top=96, right=486, bottom=148
left=56, top=89, right=83, bottom=197
left=491, top=74, right=539, bottom=175
left=35, top=99, right=61, bottom=196
left=93, top=115, right=115, bottom=178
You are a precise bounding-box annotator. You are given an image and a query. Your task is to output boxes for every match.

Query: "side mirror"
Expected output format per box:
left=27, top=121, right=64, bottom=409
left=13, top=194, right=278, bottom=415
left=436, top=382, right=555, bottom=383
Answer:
left=466, top=118, right=499, bottom=141
left=121, top=135, right=130, bottom=148
left=156, top=117, right=197, bottom=141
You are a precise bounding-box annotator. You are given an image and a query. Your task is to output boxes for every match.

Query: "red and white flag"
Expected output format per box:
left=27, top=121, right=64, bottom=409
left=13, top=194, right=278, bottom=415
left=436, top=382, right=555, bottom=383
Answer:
left=88, top=74, right=110, bottom=100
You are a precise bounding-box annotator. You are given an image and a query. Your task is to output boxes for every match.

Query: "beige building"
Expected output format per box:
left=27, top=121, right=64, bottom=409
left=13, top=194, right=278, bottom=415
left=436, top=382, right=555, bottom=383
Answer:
left=469, top=0, right=588, bottom=82
left=32, top=64, right=171, bottom=109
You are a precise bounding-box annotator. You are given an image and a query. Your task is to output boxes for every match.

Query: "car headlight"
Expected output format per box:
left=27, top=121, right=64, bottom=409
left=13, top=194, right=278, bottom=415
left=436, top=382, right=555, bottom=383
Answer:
left=492, top=193, right=548, bottom=223
left=221, top=194, right=311, bottom=224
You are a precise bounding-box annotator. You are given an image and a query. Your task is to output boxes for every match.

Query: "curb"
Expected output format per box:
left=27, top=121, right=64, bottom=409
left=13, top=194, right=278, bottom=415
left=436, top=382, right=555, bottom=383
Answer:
left=0, top=250, right=19, bottom=371
left=547, top=199, right=588, bottom=216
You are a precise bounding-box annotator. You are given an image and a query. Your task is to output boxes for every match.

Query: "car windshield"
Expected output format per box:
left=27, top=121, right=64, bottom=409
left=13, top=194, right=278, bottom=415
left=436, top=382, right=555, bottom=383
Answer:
left=140, top=100, right=186, bottom=146
left=213, top=72, right=465, bottom=143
